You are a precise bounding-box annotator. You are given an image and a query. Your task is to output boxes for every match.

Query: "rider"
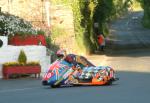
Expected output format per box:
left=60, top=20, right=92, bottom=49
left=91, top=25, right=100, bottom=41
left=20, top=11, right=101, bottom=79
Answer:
left=56, top=49, right=117, bottom=82
left=56, top=49, right=95, bottom=69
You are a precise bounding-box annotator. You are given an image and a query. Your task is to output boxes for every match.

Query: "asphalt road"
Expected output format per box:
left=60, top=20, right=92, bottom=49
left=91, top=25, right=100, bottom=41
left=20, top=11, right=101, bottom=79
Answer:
left=0, top=49, right=150, bottom=103
left=0, top=70, right=150, bottom=103
left=89, top=49, right=150, bottom=73
left=107, top=11, right=150, bottom=49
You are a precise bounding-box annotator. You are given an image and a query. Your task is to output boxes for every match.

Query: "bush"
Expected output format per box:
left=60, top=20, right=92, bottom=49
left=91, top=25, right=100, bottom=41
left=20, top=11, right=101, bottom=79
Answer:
left=18, top=50, right=27, bottom=64
left=0, top=12, right=48, bottom=36
left=50, top=0, right=133, bottom=54
left=0, top=12, right=38, bottom=36
left=26, top=61, right=40, bottom=66
left=37, top=30, right=45, bottom=35
left=3, top=62, right=20, bottom=66
left=3, top=61, right=40, bottom=66
left=138, top=0, right=150, bottom=28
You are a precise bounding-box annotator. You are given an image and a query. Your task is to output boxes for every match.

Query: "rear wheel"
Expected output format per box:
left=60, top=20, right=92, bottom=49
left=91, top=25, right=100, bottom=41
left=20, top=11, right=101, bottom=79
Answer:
left=78, top=78, right=92, bottom=83
left=51, top=84, right=60, bottom=88
left=106, top=80, right=113, bottom=85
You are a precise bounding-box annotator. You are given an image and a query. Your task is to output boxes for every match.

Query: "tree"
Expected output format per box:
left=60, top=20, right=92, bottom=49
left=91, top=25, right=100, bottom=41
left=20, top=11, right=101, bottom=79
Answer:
left=138, top=0, right=150, bottom=28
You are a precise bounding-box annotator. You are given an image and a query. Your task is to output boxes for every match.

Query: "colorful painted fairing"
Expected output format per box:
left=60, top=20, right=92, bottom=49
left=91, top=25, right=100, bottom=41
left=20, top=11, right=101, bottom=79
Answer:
left=42, top=59, right=119, bottom=87
left=42, top=60, right=73, bottom=85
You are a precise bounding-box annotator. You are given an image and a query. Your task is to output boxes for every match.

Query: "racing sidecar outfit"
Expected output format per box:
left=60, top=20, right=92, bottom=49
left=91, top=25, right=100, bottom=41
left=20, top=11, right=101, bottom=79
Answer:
left=42, top=60, right=118, bottom=87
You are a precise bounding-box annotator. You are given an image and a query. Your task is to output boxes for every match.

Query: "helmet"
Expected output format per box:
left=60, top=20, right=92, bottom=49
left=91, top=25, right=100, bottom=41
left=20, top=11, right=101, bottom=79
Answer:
left=56, top=49, right=66, bottom=58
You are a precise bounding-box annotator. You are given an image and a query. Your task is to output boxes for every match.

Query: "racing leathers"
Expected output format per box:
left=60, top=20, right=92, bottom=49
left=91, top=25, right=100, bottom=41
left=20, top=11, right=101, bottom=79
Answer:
left=64, top=54, right=95, bottom=68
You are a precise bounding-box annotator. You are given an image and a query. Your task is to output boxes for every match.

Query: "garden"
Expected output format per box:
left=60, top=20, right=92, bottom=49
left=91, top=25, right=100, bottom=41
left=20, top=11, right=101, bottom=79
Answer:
left=2, top=50, right=41, bottom=79
left=0, top=12, right=48, bottom=79
left=0, top=12, right=47, bottom=46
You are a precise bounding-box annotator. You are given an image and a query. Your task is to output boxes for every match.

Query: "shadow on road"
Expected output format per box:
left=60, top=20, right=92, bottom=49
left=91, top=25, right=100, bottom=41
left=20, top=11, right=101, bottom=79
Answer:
left=42, top=71, right=150, bottom=89
left=104, top=48, right=150, bottom=57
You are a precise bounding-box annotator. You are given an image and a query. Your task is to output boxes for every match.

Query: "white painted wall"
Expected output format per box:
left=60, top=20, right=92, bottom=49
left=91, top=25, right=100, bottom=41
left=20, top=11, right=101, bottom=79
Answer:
left=0, top=45, right=50, bottom=78
left=0, top=36, right=8, bottom=47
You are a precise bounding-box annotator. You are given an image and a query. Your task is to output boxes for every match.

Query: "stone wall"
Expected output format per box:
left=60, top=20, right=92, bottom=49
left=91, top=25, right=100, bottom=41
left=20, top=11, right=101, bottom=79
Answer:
left=0, top=0, right=44, bottom=22
left=0, top=1, right=77, bottom=53
left=0, top=1, right=78, bottom=78
left=0, top=0, right=50, bottom=30
left=50, top=4, right=78, bottom=54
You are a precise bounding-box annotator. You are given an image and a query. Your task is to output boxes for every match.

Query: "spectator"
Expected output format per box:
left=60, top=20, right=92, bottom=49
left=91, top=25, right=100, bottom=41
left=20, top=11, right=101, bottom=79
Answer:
left=97, top=33, right=105, bottom=51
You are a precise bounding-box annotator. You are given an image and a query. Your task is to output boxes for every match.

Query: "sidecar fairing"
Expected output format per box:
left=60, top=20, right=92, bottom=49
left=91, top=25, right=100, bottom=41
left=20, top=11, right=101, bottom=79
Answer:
left=42, top=60, right=118, bottom=88
left=42, top=60, right=73, bottom=87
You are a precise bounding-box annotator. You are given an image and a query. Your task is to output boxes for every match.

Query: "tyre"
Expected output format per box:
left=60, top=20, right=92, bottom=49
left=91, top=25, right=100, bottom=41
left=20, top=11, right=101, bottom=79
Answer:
left=78, top=77, right=92, bottom=83
left=105, top=80, right=112, bottom=85
left=51, top=84, right=60, bottom=88
left=42, top=80, right=48, bottom=86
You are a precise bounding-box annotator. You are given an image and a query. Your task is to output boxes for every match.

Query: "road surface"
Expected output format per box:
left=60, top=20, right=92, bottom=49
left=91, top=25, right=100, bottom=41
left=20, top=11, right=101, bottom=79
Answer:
left=0, top=70, right=150, bottom=103
left=107, top=11, right=150, bottom=50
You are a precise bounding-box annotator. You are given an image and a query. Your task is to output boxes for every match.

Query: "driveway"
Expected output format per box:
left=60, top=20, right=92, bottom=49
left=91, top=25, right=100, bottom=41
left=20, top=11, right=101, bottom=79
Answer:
left=87, top=10, right=150, bottom=73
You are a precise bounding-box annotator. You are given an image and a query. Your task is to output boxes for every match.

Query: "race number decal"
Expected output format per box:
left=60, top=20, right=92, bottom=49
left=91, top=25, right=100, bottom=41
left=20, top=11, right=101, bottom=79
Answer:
left=44, top=72, right=53, bottom=80
left=47, top=73, right=53, bottom=78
